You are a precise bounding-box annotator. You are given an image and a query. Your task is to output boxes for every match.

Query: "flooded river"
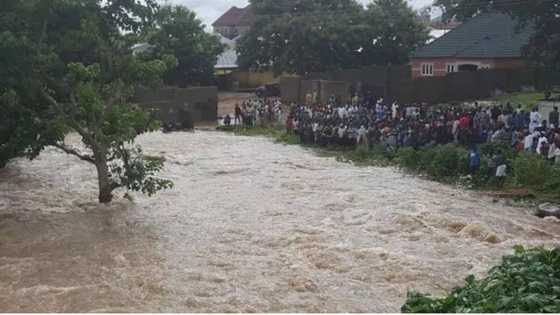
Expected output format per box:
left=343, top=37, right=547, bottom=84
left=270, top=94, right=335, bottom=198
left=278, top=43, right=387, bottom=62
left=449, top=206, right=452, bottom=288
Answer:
left=1, top=131, right=559, bottom=312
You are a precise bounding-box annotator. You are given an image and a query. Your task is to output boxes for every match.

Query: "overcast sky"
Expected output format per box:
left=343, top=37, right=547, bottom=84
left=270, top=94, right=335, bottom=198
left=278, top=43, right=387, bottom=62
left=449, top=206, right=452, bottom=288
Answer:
left=162, top=0, right=435, bottom=30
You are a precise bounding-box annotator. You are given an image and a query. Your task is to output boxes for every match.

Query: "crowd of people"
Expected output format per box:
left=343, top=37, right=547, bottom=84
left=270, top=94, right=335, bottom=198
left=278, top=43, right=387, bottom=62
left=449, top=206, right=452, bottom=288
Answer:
left=222, top=97, right=283, bottom=128
left=222, top=94, right=560, bottom=182
left=282, top=97, right=560, bottom=162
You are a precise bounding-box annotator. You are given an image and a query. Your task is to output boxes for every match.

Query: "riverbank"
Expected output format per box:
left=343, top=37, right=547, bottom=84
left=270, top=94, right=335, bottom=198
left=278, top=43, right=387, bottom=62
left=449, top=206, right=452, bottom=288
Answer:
left=217, top=125, right=560, bottom=205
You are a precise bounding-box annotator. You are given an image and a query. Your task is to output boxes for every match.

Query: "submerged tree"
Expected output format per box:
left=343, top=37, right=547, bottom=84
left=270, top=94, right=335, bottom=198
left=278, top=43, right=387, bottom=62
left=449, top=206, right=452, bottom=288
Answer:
left=0, top=0, right=176, bottom=203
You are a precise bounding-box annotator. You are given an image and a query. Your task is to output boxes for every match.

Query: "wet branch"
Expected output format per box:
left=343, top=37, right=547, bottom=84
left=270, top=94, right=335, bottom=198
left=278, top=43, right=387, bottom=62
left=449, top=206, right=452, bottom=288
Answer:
left=53, top=143, right=95, bottom=164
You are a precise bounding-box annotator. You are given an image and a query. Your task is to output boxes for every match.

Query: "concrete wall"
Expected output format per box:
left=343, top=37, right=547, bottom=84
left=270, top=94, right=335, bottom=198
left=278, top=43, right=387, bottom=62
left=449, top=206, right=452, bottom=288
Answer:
left=281, top=66, right=560, bottom=105
left=230, top=71, right=277, bottom=89
left=134, top=86, right=218, bottom=125
left=279, top=76, right=302, bottom=103
left=280, top=77, right=350, bottom=104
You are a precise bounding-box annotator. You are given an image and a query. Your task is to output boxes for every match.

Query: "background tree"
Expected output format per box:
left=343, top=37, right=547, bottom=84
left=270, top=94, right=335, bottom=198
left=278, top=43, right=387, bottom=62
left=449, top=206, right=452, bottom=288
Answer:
left=237, top=0, right=429, bottom=75
left=435, top=0, right=560, bottom=71
left=0, top=0, right=175, bottom=203
left=147, top=5, right=224, bottom=87
left=359, top=0, right=430, bottom=67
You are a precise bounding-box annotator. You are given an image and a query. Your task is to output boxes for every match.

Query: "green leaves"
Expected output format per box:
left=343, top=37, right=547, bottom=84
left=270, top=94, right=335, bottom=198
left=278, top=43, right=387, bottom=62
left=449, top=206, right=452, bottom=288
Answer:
left=238, top=0, right=429, bottom=75
left=402, top=247, right=560, bottom=313
left=109, top=145, right=173, bottom=197
left=0, top=0, right=174, bottom=201
left=147, top=5, right=224, bottom=87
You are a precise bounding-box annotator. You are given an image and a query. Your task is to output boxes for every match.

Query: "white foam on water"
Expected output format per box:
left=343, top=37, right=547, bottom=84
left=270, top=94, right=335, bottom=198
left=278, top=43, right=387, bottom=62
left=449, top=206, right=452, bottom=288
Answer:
left=1, top=131, right=560, bottom=312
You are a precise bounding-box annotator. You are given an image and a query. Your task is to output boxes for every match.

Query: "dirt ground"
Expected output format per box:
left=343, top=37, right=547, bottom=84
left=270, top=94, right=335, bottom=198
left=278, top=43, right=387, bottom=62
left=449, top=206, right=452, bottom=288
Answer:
left=194, top=92, right=253, bottom=129
left=218, top=92, right=254, bottom=118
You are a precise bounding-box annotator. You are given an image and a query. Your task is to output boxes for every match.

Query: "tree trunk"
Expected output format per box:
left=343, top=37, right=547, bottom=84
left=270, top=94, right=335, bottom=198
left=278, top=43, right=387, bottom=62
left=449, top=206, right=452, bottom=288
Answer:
left=93, top=146, right=113, bottom=204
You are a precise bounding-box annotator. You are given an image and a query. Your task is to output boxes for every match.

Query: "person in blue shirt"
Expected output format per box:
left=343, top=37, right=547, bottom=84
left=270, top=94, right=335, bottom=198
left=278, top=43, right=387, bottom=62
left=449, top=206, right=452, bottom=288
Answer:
left=469, top=146, right=481, bottom=175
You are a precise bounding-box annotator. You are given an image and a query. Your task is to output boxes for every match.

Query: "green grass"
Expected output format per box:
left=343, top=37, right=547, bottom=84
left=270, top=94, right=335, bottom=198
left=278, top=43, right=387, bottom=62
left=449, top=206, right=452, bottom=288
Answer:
left=487, top=92, right=546, bottom=110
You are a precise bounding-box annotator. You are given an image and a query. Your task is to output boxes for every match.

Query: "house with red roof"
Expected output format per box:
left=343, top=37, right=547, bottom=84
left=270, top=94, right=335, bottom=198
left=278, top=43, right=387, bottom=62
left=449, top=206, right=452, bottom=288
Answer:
left=212, top=5, right=255, bottom=40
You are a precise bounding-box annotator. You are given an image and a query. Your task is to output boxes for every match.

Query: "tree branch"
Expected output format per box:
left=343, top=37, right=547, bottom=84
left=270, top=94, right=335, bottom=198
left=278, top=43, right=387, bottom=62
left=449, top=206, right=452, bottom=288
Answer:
left=40, top=89, right=96, bottom=144
left=53, top=143, right=95, bottom=164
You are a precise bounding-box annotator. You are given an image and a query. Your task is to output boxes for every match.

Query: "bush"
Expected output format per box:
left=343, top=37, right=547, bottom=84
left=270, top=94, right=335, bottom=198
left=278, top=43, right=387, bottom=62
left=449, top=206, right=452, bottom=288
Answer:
left=275, top=132, right=300, bottom=145
left=480, top=143, right=516, bottom=161
left=544, top=166, right=560, bottom=193
left=353, top=145, right=372, bottom=162
left=472, top=156, right=493, bottom=187
left=371, top=144, right=396, bottom=161
left=397, top=147, right=421, bottom=170
left=402, top=246, right=560, bottom=313
left=417, top=148, right=436, bottom=173
left=427, top=145, right=469, bottom=179
left=512, top=153, right=550, bottom=190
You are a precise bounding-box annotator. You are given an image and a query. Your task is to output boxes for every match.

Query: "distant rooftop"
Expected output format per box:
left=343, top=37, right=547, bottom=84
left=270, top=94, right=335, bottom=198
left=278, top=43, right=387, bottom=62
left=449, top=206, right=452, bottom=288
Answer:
left=430, top=16, right=462, bottom=30
left=212, top=5, right=255, bottom=28
left=414, top=13, right=534, bottom=59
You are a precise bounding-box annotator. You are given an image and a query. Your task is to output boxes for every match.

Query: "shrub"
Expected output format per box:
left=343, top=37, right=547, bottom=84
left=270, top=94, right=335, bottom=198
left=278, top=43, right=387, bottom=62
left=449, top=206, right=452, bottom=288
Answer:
left=425, top=145, right=469, bottom=179
left=544, top=166, right=560, bottom=193
left=402, top=246, right=560, bottom=313
left=353, top=145, right=371, bottom=162
left=275, top=132, right=300, bottom=145
left=471, top=156, right=493, bottom=187
left=417, top=148, right=436, bottom=173
left=370, top=144, right=394, bottom=161
left=512, top=153, right=549, bottom=190
left=480, top=143, right=516, bottom=161
left=397, top=147, right=421, bottom=170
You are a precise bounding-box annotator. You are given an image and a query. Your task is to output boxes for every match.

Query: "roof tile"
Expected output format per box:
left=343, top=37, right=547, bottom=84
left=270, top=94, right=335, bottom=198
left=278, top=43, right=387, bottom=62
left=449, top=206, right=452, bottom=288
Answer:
left=413, top=13, right=534, bottom=59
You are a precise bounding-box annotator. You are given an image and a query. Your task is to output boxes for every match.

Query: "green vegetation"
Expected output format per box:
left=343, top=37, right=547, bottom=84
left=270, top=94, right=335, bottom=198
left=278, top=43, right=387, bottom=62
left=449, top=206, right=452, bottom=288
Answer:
left=0, top=1, right=225, bottom=203
left=238, top=0, right=429, bottom=75
left=146, top=5, right=224, bottom=87
left=1, top=1, right=224, bottom=203
left=488, top=92, right=546, bottom=110
left=402, top=246, right=560, bottom=313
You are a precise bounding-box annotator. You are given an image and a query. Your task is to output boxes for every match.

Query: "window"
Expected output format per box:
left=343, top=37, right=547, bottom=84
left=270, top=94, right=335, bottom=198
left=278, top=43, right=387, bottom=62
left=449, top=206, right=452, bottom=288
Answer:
left=447, top=64, right=457, bottom=73
left=421, top=63, right=434, bottom=76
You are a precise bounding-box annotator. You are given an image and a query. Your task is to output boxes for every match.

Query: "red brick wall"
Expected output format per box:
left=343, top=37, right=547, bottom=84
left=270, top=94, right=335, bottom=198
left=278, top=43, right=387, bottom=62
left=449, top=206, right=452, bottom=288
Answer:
left=411, top=58, right=526, bottom=79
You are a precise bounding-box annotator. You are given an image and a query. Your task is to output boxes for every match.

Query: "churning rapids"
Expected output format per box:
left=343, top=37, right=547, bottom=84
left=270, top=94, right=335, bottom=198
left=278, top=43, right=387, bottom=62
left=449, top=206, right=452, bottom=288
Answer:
left=1, top=131, right=559, bottom=312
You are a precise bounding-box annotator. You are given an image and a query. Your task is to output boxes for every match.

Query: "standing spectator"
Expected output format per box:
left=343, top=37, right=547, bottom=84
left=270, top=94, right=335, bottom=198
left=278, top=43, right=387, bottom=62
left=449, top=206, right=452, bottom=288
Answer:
left=223, top=114, right=231, bottom=126
left=469, top=146, right=481, bottom=175
left=493, top=152, right=507, bottom=188
left=234, top=104, right=242, bottom=125
left=529, top=107, right=542, bottom=133
left=549, top=107, right=559, bottom=129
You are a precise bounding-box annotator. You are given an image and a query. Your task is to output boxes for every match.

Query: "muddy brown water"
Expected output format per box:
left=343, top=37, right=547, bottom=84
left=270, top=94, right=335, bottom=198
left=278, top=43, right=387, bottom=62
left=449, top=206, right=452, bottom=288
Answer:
left=1, top=131, right=559, bottom=312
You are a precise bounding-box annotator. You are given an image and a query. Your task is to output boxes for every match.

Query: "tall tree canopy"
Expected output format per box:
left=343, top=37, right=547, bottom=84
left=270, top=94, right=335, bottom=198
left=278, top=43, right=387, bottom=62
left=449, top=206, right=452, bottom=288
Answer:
left=360, top=0, right=431, bottom=67
left=435, top=0, right=560, bottom=71
left=237, top=0, right=429, bottom=75
left=147, top=5, right=224, bottom=87
left=0, top=0, right=178, bottom=203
